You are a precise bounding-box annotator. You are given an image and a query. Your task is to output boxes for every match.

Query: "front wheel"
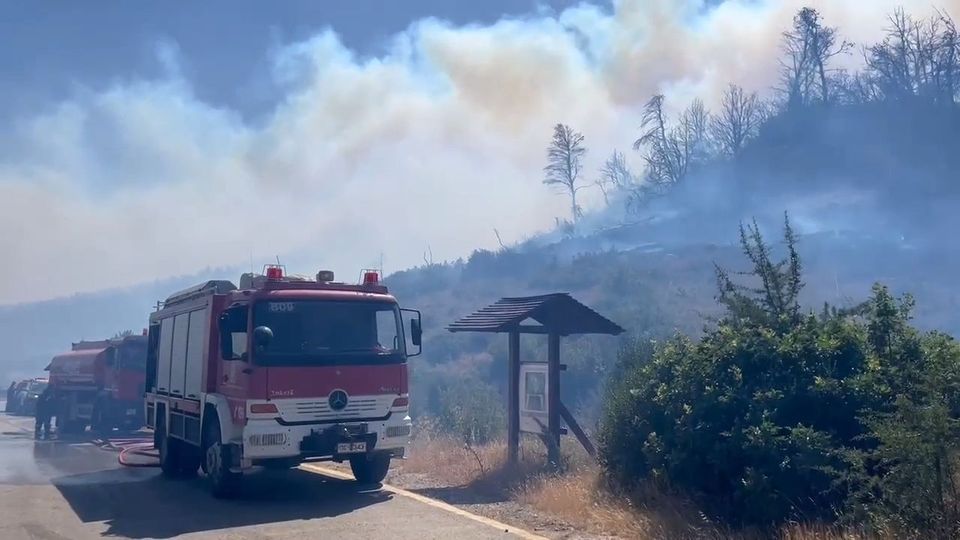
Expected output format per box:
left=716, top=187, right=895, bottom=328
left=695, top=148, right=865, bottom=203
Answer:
left=349, top=452, right=391, bottom=484
left=202, top=416, right=240, bottom=498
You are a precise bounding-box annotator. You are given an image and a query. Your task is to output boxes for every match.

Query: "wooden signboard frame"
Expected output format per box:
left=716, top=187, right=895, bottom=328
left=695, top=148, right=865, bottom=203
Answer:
left=448, top=294, right=623, bottom=465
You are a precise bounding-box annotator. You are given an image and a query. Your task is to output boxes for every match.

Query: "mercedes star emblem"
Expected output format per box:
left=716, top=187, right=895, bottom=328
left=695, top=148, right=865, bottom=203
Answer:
left=328, top=390, right=349, bottom=411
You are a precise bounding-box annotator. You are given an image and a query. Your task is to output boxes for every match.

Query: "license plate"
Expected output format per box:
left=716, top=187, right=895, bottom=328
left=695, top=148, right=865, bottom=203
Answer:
left=336, top=442, right=366, bottom=454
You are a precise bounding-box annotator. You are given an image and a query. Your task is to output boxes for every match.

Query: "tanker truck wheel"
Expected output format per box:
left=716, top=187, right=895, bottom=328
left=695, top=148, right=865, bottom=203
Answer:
left=202, top=415, right=240, bottom=498
left=349, top=452, right=391, bottom=484
left=92, top=402, right=113, bottom=436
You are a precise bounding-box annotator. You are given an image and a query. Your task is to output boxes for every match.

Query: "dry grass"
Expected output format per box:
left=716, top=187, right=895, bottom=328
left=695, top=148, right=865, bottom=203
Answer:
left=517, top=468, right=695, bottom=539
left=401, top=427, right=722, bottom=538
left=401, top=431, right=511, bottom=486
left=777, top=525, right=866, bottom=540
left=519, top=470, right=879, bottom=540
left=397, top=426, right=881, bottom=540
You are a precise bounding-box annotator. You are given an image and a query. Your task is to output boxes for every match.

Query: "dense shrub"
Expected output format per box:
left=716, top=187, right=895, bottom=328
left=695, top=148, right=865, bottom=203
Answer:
left=599, top=217, right=960, bottom=535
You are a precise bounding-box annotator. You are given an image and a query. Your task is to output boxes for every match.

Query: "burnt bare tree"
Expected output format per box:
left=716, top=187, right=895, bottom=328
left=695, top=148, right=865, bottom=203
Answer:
left=544, top=123, right=588, bottom=223
left=596, top=149, right=640, bottom=208
left=710, top=84, right=765, bottom=158
left=634, top=95, right=670, bottom=192
left=865, top=9, right=960, bottom=104
left=833, top=70, right=882, bottom=104
left=681, top=99, right=713, bottom=164
left=633, top=96, right=712, bottom=195
left=780, top=7, right=852, bottom=107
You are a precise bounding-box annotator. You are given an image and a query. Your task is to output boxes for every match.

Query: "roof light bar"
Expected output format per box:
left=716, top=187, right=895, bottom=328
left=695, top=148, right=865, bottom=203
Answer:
left=361, top=269, right=380, bottom=286
left=265, top=265, right=284, bottom=281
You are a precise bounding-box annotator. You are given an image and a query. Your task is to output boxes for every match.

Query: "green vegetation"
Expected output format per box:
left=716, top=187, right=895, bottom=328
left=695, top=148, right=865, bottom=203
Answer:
left=600, top=217, right=960, bottom=536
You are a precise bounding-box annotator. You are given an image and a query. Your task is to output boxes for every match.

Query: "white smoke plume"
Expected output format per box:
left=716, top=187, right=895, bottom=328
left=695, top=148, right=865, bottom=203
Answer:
left=0, top=0, right=955, bottom=304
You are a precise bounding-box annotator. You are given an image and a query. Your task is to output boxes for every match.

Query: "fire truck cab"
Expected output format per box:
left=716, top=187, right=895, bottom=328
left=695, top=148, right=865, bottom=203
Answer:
left=144, top=266, right=420, bottom=497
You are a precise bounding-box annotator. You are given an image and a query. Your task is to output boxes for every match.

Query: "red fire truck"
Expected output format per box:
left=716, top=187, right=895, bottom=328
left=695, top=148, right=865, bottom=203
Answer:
left=46, top=334, right=147, bottom=434
left=144, top=266, right=420, bottom=497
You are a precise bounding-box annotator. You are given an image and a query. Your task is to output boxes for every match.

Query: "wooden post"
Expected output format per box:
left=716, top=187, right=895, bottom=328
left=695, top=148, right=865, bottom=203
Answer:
left=559, top=401, right=596, bottom=458
left=507, top=330, right=520, bottom=465
left=547, top=332, right=561, bottom=465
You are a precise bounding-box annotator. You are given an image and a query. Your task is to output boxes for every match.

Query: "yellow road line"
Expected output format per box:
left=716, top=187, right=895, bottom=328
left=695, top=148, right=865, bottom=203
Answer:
left=300, top=464, right=549, bottom=540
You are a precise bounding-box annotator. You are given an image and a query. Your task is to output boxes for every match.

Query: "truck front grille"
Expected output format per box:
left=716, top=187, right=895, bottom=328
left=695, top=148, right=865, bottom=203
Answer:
left=278, top=398, right=383, bottom=422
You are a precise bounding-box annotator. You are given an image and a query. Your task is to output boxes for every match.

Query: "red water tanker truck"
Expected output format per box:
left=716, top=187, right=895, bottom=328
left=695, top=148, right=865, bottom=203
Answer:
left=45, top=334, right=147, bottom=434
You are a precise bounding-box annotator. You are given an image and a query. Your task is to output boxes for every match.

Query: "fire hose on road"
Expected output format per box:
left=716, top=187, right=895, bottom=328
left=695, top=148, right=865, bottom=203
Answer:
left=93, top=436, right=159, bottom=468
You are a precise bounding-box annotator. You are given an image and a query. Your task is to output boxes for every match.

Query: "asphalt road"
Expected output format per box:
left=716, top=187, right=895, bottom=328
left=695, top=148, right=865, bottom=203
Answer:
left=0, top=410, right=537, bottom=540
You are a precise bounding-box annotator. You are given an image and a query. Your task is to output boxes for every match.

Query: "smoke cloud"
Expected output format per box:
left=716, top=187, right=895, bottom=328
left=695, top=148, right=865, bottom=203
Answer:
left=0, top=0, right=956, bottom=304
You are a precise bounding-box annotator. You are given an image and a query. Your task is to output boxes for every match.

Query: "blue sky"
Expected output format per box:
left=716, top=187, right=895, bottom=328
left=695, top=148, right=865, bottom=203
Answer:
left=0, top=0, right=948, bottom=304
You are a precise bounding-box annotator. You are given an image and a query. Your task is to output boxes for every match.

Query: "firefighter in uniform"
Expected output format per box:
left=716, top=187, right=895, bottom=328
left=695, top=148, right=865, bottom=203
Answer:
left=34, top=387, right=54, bottom=439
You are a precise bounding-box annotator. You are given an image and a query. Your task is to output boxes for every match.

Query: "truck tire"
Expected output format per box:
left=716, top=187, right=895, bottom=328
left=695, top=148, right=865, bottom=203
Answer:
left=157, top=416, right=181, bottom=478
left=92, top=402, right=112, bottom=436
left=202, top=415, right=240, bottom=498
left=349, top=452, right=391, bottom=484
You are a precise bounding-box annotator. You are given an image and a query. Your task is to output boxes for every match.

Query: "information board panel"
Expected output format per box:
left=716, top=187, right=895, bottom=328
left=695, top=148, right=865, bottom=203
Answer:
left=519, top=362, right=549, bottom=435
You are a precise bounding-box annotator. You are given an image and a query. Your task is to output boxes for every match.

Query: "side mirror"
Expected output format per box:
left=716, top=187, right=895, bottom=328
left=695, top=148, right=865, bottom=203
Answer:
left=401, top=308, right=422, bottom=357
left=253, top=326, right=273, bottom=352
left=411, top=319, right=422, bottom=347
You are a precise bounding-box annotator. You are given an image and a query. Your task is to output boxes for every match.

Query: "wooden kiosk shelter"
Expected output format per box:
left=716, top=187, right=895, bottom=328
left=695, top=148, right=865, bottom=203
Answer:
left=447, top=293, right=624, bottom=464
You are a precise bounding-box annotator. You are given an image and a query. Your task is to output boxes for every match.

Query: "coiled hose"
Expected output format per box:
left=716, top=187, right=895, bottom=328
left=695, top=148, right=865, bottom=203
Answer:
left=94, top=436, right=160, bottom=468
left=118, top=441, right=159, bottom=467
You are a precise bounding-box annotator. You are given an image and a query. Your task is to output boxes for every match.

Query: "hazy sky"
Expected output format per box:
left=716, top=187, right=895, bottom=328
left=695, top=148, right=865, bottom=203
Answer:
left=1, top=0, right=956, bottom=304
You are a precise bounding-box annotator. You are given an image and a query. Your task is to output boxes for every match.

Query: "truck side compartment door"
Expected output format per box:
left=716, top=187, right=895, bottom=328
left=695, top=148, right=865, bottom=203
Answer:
left=146, top=323, right=160, bottom=393
left=185, top=308, right=208, bottom=400
left=157, top=317, right=174, bottom=394
left=170, top=313, right=190, bottom=397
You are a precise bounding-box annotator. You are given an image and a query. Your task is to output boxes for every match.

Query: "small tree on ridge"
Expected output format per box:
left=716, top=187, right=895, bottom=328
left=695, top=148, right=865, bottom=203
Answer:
left=544, top=123, right=588, bottom=223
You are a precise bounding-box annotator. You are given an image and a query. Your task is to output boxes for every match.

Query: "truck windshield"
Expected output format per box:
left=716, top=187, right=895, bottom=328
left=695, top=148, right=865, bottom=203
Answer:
left=119, top=342, right=147, bottom=371
left=252, top=300, right=405, bottom=365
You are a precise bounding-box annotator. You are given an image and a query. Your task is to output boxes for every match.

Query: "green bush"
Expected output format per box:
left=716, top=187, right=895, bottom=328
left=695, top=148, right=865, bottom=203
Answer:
left=599, top=216, right=960, bottom=534
left=852, top=324, right=960, bottom=538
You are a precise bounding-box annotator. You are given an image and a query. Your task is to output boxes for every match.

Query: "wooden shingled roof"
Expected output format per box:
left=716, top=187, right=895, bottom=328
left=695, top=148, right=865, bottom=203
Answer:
left=447, top=293, right=624, bottom=336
